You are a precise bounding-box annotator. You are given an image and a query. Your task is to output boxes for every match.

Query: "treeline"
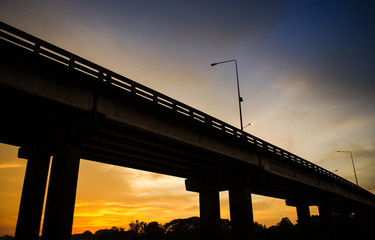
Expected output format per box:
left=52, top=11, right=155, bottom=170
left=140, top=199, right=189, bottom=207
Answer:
left=70, top=217, right=297, bottom=240
left=0, top=214, right=369, bottom=240
left=69, top=214, right=371, bottom=240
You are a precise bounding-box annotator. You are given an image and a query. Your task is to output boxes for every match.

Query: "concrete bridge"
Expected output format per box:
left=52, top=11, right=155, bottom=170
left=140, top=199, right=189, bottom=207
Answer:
left=1, top=22, right=374, bottom=240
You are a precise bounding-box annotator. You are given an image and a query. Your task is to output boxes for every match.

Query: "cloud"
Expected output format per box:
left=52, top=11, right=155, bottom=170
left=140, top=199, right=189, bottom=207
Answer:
left=73, top=160, right=199, bottom=233
left=252, top=196, right=297, bottom=227
left=0, top=163, right=25, bottom=169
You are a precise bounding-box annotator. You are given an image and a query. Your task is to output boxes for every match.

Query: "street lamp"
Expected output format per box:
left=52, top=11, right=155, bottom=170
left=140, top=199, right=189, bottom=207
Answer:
left=211, top=59, right=244, bottom=132
left=243, top=122, right=254, bottom=129
left=336, top=150, right=358, bottom=185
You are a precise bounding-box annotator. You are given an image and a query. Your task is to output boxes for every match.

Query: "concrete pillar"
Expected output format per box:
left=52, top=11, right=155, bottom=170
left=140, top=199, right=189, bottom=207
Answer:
left=199, top=190, right=221, bottom=240
left=229, top=186, right=254, bottom=240
left=15, top=147, right=51, bottom=240
left=296, top=202, right=311, bottom=240
left=358, top=206, right=375, bottom=239
left=41, top=144, right=80, bottom=240
left=318, top=203, right=335, bottom=240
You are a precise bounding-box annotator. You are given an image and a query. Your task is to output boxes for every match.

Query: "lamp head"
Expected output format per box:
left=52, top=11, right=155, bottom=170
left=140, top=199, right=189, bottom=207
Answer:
left=243, top=122, right=254, bottom=129
left=211, top=63, right=218, bottom=66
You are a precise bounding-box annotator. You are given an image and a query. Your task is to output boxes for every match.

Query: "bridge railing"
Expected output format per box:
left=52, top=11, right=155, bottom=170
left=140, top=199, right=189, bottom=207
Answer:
left=0, top=21, right=360, bottom=191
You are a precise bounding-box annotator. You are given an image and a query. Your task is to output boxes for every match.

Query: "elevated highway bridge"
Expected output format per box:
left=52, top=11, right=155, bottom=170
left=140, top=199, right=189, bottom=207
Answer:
left=1, top=22, right=374, bottom=239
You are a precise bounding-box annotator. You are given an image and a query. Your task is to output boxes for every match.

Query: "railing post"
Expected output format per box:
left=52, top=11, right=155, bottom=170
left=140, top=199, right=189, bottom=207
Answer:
left=189, top=109, right=194, bottom=119
left=221, top=123, right=226, bottom=133
left=205, top=116, right=212, bottom=126
left=153, top=91, right=158, bottom=103
left=130, top=82, right=136, bottom=94
left=98, top=68, right=103, bottom=81
left=105, top=71, right=112, bottom=84
left=69, top=54, right=75, bottom=69
left=34, top=41, right=41, bottom=55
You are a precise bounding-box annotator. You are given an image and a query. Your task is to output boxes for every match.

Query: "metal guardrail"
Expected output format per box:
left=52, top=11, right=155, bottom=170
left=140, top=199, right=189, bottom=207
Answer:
left=0, top=21, right=360, bottom=191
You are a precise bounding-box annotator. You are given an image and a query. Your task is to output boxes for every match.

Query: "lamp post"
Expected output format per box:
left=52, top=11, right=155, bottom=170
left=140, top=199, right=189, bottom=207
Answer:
left=211, top=59, right=244, bottom=132
left=336, top=150, right=358, bottom=185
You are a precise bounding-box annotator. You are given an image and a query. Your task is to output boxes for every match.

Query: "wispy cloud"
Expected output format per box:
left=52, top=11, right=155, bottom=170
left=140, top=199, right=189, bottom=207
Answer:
left=0, top=163, right=25, bottom=169
left=73, top=160, right=199, bottom=233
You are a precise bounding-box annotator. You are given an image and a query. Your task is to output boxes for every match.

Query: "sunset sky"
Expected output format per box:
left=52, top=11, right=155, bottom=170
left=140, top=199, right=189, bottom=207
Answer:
left=1, top=0, right=375, bottom=235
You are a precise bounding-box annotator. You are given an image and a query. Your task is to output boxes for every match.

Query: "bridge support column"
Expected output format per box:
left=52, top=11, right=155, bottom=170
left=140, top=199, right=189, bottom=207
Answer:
left=357, top=206, right=375, bottom=239
left=199, top=189, right=221, bottom=240
left=286, top=200, right=312, bottom=240
left=15, top=147, right=51, bottom=240
left=41, top=144, right=80, bottom=240
left=185, top=177, right=222, bottom=240
left=318, top=202, right=335, bottom=240
left=229, top=186, right=254, bottom=240
left=296, top=202, right=312, bottom=240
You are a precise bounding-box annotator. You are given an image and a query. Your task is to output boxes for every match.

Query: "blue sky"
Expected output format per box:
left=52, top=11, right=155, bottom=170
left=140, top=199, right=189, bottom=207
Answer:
left=1, top=0, right=374, bottom=235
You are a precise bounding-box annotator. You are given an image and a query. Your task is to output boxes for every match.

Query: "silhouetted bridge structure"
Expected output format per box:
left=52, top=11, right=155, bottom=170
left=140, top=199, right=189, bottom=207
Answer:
left=1, top=22, right=374, bottom=240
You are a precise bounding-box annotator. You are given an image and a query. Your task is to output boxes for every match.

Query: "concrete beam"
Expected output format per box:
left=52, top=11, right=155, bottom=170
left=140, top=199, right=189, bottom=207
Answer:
left=15, top=147, right=51, bottom=240
left=185, top=177, right=229, bottom=193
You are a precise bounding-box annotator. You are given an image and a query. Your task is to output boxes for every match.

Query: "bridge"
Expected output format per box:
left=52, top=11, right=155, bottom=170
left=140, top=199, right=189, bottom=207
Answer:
left=1, top=21, right=374, bottom=240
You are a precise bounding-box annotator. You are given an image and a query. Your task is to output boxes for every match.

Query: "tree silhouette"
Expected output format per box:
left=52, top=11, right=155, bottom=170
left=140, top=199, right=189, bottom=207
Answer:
left=267, top=217, right=297, bottom=240
left=71, top=230, right=93, bottom=240
left=253, top=222, right=267, bottom=240
left=0, top=236, right=14, bottom=240
left=164, top=217, right=200, bottom=240
left=93, top=227, right=129, bottom=240
left=128, top=220, right=146, bottom=239
left=218, top=219, right=231, bottom=240
left=143, top=221, right=164, bottom=240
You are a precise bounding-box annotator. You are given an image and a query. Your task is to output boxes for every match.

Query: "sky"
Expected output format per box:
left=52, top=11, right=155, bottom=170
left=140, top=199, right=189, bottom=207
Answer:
left=1, top=0, right=374, bottom=235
